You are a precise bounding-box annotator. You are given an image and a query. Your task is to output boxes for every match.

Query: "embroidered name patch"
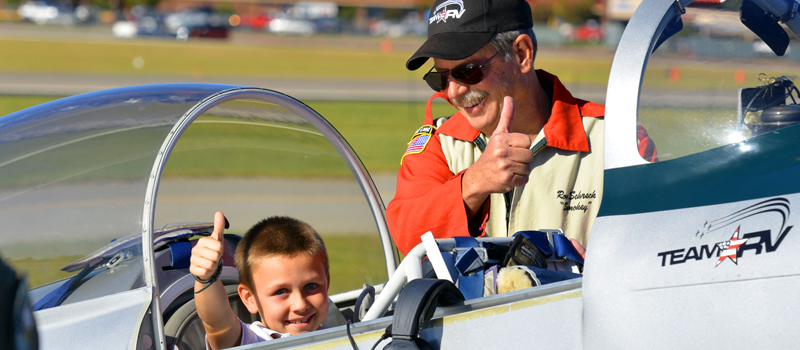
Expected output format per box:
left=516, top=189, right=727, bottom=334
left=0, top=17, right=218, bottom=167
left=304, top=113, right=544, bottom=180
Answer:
left=401, top=125, right=435, bottom=164
left=557, top=190, right=597, bottom=213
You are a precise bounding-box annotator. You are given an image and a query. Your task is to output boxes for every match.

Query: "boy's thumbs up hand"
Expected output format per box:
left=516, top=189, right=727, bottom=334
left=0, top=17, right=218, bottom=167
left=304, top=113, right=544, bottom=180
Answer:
left=463, top=96, right=534, bottom=196
left=209, top=211, right=229, bottom=242
left=190, top=211, right=228, bottom=281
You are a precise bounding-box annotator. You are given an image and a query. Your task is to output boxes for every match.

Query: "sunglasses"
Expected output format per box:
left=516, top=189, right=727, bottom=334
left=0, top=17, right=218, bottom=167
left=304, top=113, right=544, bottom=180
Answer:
left=423, top=51, right=501, bottom=92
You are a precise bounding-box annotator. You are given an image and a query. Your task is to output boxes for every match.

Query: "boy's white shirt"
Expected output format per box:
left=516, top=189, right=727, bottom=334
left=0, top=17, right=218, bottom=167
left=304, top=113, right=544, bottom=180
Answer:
left=205, top=319, right=289, bottom=350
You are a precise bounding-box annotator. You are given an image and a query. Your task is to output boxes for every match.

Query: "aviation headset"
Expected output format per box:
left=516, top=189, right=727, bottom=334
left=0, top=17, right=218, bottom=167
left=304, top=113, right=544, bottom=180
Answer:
left=373, top=279, right=464, bottom=350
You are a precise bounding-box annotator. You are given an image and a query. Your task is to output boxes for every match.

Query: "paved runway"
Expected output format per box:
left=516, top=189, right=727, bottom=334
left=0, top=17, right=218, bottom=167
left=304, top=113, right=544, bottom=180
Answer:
left=0, top=175, right=398, bottom=258
left=0, top=70, right=742, bottom=107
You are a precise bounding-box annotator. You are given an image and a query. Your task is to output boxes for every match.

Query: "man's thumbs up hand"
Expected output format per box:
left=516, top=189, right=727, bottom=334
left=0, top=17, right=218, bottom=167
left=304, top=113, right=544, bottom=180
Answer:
left=493, top=96, right=517, bottom=135
left=190, top=211, right=228, bottom=281
left=463, top=96, right=534, bottom=199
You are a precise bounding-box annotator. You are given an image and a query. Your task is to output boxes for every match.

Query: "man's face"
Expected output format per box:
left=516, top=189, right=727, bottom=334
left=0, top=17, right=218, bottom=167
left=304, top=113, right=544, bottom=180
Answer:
left=433, top=47, right=517, bottom=135
left=242, top=252, right=329, bottom=335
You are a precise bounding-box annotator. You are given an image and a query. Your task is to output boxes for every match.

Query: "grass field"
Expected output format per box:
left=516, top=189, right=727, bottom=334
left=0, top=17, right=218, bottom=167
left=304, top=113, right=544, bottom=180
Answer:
left=0, top=95, right=747, bottom=172
left=0, top=36, right=418, bottom=81
left=2, top=35, right=795, bottom=91
left=0, top=36, right=614, bottom=85
left=0, top=96, right=458, bottom=175
left=0, top=36, right=610, bottom=87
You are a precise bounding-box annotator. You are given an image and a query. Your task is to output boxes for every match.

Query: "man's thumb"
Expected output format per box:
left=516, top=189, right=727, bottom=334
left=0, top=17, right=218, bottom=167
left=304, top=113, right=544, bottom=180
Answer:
left=493, top=96, right=516, bottom=135
left=211, top=211, right=227, bottom=243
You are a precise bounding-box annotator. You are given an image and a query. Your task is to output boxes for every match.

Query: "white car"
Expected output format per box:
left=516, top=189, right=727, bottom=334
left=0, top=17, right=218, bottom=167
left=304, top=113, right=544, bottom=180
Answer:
left=268, top=18, right=316, bottom=36
left=17, top=1, right=73, bottom=25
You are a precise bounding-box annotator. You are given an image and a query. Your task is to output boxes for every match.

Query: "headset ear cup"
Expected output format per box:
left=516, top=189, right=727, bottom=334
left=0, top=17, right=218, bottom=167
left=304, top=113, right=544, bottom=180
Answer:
left=384, top=339, right=421, bottom=350
left=387, top=279, right=464, bottom=350
left=414, top=338, right=433, bottom=350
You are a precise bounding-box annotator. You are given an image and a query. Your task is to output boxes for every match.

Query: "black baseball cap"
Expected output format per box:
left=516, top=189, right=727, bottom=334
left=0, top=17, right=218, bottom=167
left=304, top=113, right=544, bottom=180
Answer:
left=406, top=0, right=533, bottom=71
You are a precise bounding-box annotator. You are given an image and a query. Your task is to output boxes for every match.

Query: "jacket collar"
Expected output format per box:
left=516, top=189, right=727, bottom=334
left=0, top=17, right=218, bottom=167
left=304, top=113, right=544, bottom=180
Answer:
left=435, top=70, right=604, bottom=152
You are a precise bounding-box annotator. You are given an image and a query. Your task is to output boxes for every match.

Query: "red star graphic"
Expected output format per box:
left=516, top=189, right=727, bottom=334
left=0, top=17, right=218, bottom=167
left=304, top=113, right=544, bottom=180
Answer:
left=716, top=226, right=748, bottom=267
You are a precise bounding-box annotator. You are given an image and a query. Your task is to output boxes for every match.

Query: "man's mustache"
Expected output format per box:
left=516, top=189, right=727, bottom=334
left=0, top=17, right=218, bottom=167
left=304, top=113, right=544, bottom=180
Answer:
left=453, top=90, right=490, bottom=108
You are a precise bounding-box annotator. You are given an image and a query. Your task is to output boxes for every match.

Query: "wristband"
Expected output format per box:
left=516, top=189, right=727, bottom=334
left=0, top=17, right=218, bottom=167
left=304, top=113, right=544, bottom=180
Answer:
left=194, top=259, right=223, bottom=294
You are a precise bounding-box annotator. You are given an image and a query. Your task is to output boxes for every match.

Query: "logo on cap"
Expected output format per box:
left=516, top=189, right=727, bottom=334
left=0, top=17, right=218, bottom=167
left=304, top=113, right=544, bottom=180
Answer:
left=429, top=0, right=465, bottom=24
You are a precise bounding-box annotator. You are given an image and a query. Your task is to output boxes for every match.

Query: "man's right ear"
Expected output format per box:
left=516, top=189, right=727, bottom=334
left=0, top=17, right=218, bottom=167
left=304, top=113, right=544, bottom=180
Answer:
left=238, top=284, right=260, bottom=314
left=513, top=34, right=535, bottom=74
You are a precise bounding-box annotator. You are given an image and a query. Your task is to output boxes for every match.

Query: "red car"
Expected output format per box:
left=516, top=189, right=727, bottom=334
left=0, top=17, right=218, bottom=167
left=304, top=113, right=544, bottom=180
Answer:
left=573, top=19, right=603, bottom=44
left=239, top=13, right=270, bottom=29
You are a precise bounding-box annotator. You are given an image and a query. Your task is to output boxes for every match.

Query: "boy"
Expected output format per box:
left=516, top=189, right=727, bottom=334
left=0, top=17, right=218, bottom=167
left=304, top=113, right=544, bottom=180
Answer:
left=190, top=212, right=330, bottom=350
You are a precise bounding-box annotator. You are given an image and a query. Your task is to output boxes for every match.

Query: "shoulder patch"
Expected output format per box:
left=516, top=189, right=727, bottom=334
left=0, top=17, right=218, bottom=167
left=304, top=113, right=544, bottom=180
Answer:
left=401, top=125, right=435, bottom=164
left=415, top=125, right=434, bottom=134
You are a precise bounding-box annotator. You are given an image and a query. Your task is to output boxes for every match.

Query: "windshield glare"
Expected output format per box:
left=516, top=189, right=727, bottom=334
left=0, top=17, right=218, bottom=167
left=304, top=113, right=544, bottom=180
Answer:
left=156, top=98, right=387, bottom=294
left=0, top=85, right=225, bottom=292
left=638, top=3, right=800, bottom=161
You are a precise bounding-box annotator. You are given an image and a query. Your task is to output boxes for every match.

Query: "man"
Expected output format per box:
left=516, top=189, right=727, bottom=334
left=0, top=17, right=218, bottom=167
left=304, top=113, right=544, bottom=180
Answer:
left=386, top=0, right=656, bottom=255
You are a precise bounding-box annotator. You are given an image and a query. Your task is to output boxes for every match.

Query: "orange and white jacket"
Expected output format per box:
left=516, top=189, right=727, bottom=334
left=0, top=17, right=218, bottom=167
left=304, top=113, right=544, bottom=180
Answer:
left=387, top=70, right=656, bottom=255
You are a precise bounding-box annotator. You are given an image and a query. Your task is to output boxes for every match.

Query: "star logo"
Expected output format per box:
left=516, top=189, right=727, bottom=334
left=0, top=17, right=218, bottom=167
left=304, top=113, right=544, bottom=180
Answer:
left=429, top=0, right=465, bottom=24
left=715, top=226, right=749, bottom=267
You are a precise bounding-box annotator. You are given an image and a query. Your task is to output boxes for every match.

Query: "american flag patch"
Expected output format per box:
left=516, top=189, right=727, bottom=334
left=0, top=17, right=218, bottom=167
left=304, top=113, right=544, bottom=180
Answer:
left=401, top=125, right=434, bottom=164
left=405, top=134, right=430, bottom=154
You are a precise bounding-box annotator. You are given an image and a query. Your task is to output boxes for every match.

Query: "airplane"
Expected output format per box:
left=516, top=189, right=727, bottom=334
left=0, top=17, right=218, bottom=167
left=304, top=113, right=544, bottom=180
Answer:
left=1, top=0, right=799, bottom=348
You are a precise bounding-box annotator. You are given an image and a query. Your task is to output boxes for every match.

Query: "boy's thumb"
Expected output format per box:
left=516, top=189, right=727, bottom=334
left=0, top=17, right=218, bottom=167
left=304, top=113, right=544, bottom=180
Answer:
left=211, top=211, right=228, bottom=244
left=493, top=96, right=516, bottom=135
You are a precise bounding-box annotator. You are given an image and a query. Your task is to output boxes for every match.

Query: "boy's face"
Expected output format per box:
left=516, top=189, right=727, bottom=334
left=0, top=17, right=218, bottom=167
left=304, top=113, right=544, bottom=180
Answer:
left=239, top=252, right=329, bottom=335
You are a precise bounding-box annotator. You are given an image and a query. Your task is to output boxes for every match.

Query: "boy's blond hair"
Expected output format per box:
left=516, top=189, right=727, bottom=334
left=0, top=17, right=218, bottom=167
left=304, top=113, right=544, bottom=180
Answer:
left=234, top=216, right=329, bottom=291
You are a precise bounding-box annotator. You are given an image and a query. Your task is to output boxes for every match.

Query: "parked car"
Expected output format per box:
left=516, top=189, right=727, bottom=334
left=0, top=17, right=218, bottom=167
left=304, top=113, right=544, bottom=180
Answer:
left=164, top=8, right=230, bottom=40
left=113, top=8, right=229, bottom=40
left=112, top=11, right=172, bottom=39
left=268, top=17, right=315, bottom=36
left=369, top=12, right=426, bottom=37
left=17, top=0, right=74, bottom=25
left=239, top=12, right=271, bottom=30
left=572, top=19, right=603, bottom=43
